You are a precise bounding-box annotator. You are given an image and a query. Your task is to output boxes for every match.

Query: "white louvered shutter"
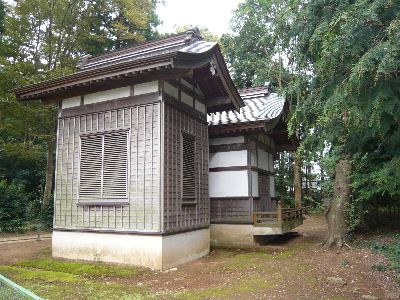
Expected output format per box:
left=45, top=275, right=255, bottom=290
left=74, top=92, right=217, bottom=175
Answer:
left=182, top=133, right=196, bottom=204
left=79, top=135, right=103, bottom=198
left=103, top=132, right=128, bottom=198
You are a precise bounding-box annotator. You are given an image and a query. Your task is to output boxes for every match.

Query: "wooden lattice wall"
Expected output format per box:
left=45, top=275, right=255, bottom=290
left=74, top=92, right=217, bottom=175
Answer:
left=163, top=103, right=209, bottom=232
left=54, top=102, right=161, bottom=232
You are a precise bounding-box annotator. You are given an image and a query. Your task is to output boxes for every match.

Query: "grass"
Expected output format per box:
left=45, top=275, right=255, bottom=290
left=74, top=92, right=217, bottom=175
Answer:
left=0, top=258, right=147, bottom=300
left=216, top=245, right=303, bottom=271
left=13, top=258, right=142, bottom=278
left=0, top=265, right=79, bottom=283
left=369, top=233, right=400, bottom=271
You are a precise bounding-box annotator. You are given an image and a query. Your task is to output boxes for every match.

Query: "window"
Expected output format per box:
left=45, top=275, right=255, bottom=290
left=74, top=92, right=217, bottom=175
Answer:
left=181, top=132, right=196, bottom=204
left=79, top=130, right=128, bottom=202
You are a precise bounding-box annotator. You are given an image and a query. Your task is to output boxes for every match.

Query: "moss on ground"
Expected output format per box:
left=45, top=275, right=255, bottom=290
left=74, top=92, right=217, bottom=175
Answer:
left=0, top=265, right=78, bottom=283
left=0, top=260, right=147, bottom=300
left=217, top=246, right=303, bottom=271
left=13, top=258, right=142, bottom=278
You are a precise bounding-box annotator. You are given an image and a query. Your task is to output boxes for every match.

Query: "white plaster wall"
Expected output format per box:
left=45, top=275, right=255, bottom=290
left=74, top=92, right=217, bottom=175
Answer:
left=250, top=149, right=257, bottom=167
left=162, top=229, right=210, bottom=270
left=163, top=82, right=178, bottom=99
left=84, top=86, right=131, bottom=105
left=195, top=100, right=206, bottom=114
left=62, top=96, right=81, bottom=109
left=181, top=79, right=193, bottom=89
left=134, top=81, right=158, bottom=95
left=270, top=176, right=275, bottom=197
left=209, top=136, right=245, bottom=145
left=194, top=86, right=204, bottom=97
left=209, top=150, right=247, bottom=168
left=210, top=224, right=255, bottom=247
left=257, top=148, right=270, bottom=171
left=210, top=224, right=284, bottom=248
left=209, top=171, right=248, bottom=197
left=52, top=230, right=163, bottom=269
left=269, top=153, right=274, bottom=172
left=181, top=91, right=193, bottom=107
left=251, top=171, right=259, bottom=197
left=53, top=229, right=210, bottom=270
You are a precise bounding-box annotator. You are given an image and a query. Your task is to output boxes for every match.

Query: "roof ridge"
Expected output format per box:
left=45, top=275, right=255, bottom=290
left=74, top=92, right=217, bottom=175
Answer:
left=77, top=29, right=202, bottom=69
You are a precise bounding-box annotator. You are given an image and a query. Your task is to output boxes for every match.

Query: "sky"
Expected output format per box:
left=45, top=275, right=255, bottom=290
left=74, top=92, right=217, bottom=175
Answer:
left=156, top=0, right=245, bottom=37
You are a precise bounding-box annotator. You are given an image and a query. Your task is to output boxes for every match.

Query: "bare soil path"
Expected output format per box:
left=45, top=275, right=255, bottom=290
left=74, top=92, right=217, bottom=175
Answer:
left=0, top=215, right=398, bottom=299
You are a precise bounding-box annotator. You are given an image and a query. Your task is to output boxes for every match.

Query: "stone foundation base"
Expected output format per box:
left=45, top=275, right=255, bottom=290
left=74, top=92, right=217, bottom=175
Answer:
left=52, top=228, right=210, bottom=270
left=210, top=224, right=284, bottom=247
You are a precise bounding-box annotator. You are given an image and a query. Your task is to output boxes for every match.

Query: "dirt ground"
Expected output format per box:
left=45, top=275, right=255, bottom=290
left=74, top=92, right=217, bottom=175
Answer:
left=0, top=215, right=399, bottom=300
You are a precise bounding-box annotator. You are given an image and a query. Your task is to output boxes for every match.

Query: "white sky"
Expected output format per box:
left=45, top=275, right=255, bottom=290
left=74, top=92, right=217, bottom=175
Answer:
left=156, top=0, right=245, bottom=37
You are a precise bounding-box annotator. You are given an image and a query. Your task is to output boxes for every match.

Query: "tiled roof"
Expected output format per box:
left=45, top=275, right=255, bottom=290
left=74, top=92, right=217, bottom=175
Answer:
left=77, top=30, right=216, bottom=71
left=15, top=29, right=244, bottom=111
left=207, top=85, right=285, bottom=126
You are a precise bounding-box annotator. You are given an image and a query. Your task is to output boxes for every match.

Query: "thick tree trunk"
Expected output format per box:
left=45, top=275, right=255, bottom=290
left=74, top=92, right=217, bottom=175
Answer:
left=42, top=136, right=56, bottom=209
left=294, top=152, right=302, bottom=208
left=323, top=158, right=351, bottom=248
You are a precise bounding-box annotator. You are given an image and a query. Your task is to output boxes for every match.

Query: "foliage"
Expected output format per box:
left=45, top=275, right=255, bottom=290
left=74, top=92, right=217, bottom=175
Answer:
left=0, top=0, right=4, bottom=35
left=172, top=25, right=219, bottom=42
left=290, top=0, right=400, bottom=229
left=14, top=258, right=142, bottom=278
left=0, top=180, right=30, bottom=231
left=275, top=151, right=294, bottom=206
left=0, top=0, right=160, bottom=231
left=220, top=0, right=298, bottom=89
left=370, top=234, right=400, bottom=271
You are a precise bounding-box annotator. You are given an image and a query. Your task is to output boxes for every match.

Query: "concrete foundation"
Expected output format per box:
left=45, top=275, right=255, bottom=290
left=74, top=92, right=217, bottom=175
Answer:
left=52, top=228, right=210, bottom=270
left=210, top=224, right=284, bottom=248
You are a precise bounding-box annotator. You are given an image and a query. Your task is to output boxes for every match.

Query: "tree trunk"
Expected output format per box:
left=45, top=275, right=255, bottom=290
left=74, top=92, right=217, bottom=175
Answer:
left=42, top=136, right=56, bottom=209
left=294, top=152, right=302, bottom=208
left=323, top=158, right=351, bottom=248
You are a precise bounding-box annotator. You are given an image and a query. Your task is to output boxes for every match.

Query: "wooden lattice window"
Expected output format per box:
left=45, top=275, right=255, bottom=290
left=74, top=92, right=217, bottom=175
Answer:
left=181, top=132, right=196, bottom=204
left=79, top=130, right=128, bottom=202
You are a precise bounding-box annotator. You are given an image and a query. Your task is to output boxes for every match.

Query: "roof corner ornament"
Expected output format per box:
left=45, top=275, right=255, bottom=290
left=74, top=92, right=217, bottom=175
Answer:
left=184, top=27, right=202, bottom=43
left=210, top=62, right=217, bottom=76
left=76, top=55, right=92, bottom=69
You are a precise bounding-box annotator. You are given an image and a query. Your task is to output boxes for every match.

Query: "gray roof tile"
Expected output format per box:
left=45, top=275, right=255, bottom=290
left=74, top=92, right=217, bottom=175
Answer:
left=208, top=85, right=285, bottom=126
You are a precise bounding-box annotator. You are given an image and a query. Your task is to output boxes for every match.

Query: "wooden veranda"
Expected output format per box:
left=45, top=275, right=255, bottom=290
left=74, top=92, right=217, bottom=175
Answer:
left=252, top=201, right=307, bottom=232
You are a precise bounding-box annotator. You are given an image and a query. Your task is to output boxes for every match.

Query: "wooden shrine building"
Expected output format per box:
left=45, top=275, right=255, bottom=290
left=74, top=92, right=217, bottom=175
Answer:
left=208, top=85, right=305, bottom=247
left=14, top=29, right=305, bottom=270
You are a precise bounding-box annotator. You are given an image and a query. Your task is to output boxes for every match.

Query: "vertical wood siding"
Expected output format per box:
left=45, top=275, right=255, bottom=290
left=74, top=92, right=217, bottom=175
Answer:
left=257, top=174, right=275, bottom=212
left=163, top=103, right=209, bottom=232
left=210, top=198, right=252, bottom=223
left=54, top=102, right=161, bottom=231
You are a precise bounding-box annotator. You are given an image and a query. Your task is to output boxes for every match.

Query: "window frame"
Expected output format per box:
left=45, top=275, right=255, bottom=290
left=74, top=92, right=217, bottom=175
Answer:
left=77, top=128, right=130, bottom=206
left=181, top=131, right=197, bottom=205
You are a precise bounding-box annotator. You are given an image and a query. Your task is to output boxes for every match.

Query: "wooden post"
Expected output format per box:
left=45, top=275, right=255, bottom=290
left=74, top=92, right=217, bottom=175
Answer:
left=294, top=152, right=302, bottom=208
left=277, top=200, right=282, bottom=226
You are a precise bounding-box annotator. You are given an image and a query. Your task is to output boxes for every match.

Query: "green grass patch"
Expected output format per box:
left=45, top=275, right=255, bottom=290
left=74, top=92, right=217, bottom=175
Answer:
left=0, top=258, right=147, bottom=299
left=217, top=247, right=300, bottom=271
left=14, top=258, right=142, bottom=278
left=23, top=280, right=147, bottom=300
left=0, top=264, right=148, bottom=300
left=370, top=234, right=400, bottom=271
left=0, top=265, right=78, bottom=283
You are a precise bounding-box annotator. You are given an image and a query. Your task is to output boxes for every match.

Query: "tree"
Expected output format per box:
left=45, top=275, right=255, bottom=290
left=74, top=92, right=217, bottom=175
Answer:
left=220, top=0, right=298, bottom=89
left=0, top=0, right=4, bottom=35
left=0, top=0, right=160, bottom=224
left=223, top=0, right=306, bottom=209
left=291, top=0, right=400, bottom=246
left=225, top=0, right=400, bottom=247
left=172, top=25, right=219, bottom=42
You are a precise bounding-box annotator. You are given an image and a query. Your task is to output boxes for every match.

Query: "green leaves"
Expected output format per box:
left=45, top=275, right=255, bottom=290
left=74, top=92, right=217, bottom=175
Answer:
left=0, top=0, right=160, bottom=227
